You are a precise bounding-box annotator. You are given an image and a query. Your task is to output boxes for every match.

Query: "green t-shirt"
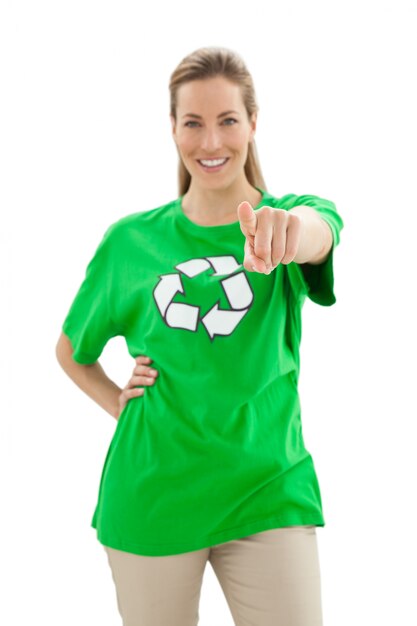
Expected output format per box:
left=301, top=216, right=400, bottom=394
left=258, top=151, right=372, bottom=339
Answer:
left=61, top=186, right=344, bottom=557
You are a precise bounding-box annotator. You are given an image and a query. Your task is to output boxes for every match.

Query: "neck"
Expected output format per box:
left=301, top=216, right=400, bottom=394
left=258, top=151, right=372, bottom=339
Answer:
left=181, top=181, right=263, bottom=226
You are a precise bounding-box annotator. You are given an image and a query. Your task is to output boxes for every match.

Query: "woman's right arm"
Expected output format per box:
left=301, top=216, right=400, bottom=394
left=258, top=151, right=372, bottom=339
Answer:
left=55, top=332, right=123, bottom=420
left=55, top=333, right=158, bottom=421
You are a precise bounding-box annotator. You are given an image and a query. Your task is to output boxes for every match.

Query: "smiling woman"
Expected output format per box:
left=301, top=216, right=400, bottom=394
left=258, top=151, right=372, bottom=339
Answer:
left=57, top=45, right=343, bottom=626
left=170, top=73, right=262, bottom=223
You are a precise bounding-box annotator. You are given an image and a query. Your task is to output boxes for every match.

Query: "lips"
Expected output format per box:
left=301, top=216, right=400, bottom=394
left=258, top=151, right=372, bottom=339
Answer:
left=197, top=158, right=229, bottom=172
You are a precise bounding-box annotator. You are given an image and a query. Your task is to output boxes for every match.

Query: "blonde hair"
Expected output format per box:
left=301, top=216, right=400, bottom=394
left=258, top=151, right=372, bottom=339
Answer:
left=169, top=46, right=268, bottom=196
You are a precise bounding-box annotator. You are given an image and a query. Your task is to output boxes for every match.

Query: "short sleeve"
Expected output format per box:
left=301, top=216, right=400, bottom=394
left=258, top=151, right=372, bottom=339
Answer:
left=61, top=223, right=123, bottom=364
left=276, top=193, right=344, bottom=306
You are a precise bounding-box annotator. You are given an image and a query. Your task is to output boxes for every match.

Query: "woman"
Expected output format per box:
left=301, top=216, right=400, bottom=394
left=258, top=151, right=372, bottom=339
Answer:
left=56, top=46, right=343, bottom=626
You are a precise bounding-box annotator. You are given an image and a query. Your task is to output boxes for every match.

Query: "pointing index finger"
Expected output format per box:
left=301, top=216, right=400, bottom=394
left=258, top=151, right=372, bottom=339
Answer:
left=237, top=201, right=257, bottom=237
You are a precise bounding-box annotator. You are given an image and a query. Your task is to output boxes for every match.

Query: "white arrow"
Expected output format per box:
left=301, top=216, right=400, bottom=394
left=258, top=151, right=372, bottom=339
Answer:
left=153, top=274, right=184, bottom=317
left=221, top=272, right=254, bottom=309
left=166, top=302, right=200, bottom=330
left=175, top=258, right=211, bottom=278
left=206, top=256, right=241, bottom=276
left=202, top=302, right=248, bottom=338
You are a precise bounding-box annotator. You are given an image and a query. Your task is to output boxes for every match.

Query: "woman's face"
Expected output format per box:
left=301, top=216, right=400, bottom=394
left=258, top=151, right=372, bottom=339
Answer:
left=171, top=76, right=256, bottom=190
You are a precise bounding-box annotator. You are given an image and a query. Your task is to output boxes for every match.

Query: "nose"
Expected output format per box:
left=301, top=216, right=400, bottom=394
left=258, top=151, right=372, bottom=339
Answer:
left=200, top=126, right=222, bottom=152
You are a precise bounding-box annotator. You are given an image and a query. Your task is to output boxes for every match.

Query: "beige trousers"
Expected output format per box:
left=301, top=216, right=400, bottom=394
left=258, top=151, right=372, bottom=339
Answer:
left=103, top=525, right=323, bottom=626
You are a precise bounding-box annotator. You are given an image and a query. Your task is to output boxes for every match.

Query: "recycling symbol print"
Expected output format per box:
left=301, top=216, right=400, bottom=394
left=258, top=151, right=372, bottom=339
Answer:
left=152, top=255, right=254, bottom=341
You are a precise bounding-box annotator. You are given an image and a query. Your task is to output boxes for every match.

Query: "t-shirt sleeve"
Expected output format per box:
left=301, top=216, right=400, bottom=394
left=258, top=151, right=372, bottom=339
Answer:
left=61, top=223, right=124, bottom=364
left=277, top=193, right=344, bottom=306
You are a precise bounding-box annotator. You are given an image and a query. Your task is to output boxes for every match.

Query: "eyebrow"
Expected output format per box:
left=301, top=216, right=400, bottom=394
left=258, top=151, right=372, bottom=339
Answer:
left=182, top=110, right=239, bottom=119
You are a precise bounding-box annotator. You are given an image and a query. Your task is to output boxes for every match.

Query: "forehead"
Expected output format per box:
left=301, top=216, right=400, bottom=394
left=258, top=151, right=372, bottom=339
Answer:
left=176, top=77, right=244, bottom=113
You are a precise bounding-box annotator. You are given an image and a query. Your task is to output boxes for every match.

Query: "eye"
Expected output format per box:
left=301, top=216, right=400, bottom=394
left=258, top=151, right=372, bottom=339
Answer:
left=184, top=118, right=238, bottom=128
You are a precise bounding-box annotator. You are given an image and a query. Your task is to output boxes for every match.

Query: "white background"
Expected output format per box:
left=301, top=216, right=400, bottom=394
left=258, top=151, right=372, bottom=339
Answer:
left=1, top=1, right=416, bottom=624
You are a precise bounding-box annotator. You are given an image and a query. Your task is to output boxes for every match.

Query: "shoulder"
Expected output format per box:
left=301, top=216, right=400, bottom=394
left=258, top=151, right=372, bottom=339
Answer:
left=265, top=191, right=336, bottom=211
left=100, top=197, right=178, bottom=244
left=260, top=190, right=304, bottom=210
left=288, top=193, right=338, bottom=212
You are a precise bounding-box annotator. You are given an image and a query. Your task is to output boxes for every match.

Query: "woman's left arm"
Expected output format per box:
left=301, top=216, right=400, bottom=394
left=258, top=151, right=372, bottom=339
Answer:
left=238, top=200, right=338, bottom=274
left=288, top=205, right=334, bottom=265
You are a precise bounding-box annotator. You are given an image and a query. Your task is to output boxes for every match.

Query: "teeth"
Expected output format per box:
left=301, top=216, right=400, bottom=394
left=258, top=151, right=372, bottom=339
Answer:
left=199, top=158, right=227, bottom=167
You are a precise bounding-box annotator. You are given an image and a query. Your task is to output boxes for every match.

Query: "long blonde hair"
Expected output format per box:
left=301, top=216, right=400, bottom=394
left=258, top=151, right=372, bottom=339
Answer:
left=169, top=46, right=268, bottom=196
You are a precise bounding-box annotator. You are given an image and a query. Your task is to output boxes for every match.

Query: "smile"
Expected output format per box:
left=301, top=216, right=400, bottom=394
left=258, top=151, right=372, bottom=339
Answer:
left=197, top=158, right=229, bottom=172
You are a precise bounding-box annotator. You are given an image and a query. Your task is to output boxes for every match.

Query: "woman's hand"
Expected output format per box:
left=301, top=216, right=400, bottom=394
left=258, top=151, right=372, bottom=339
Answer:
left=117, top=355, right=158, bottom=418
left=237, top=201, right=303, bottom=274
